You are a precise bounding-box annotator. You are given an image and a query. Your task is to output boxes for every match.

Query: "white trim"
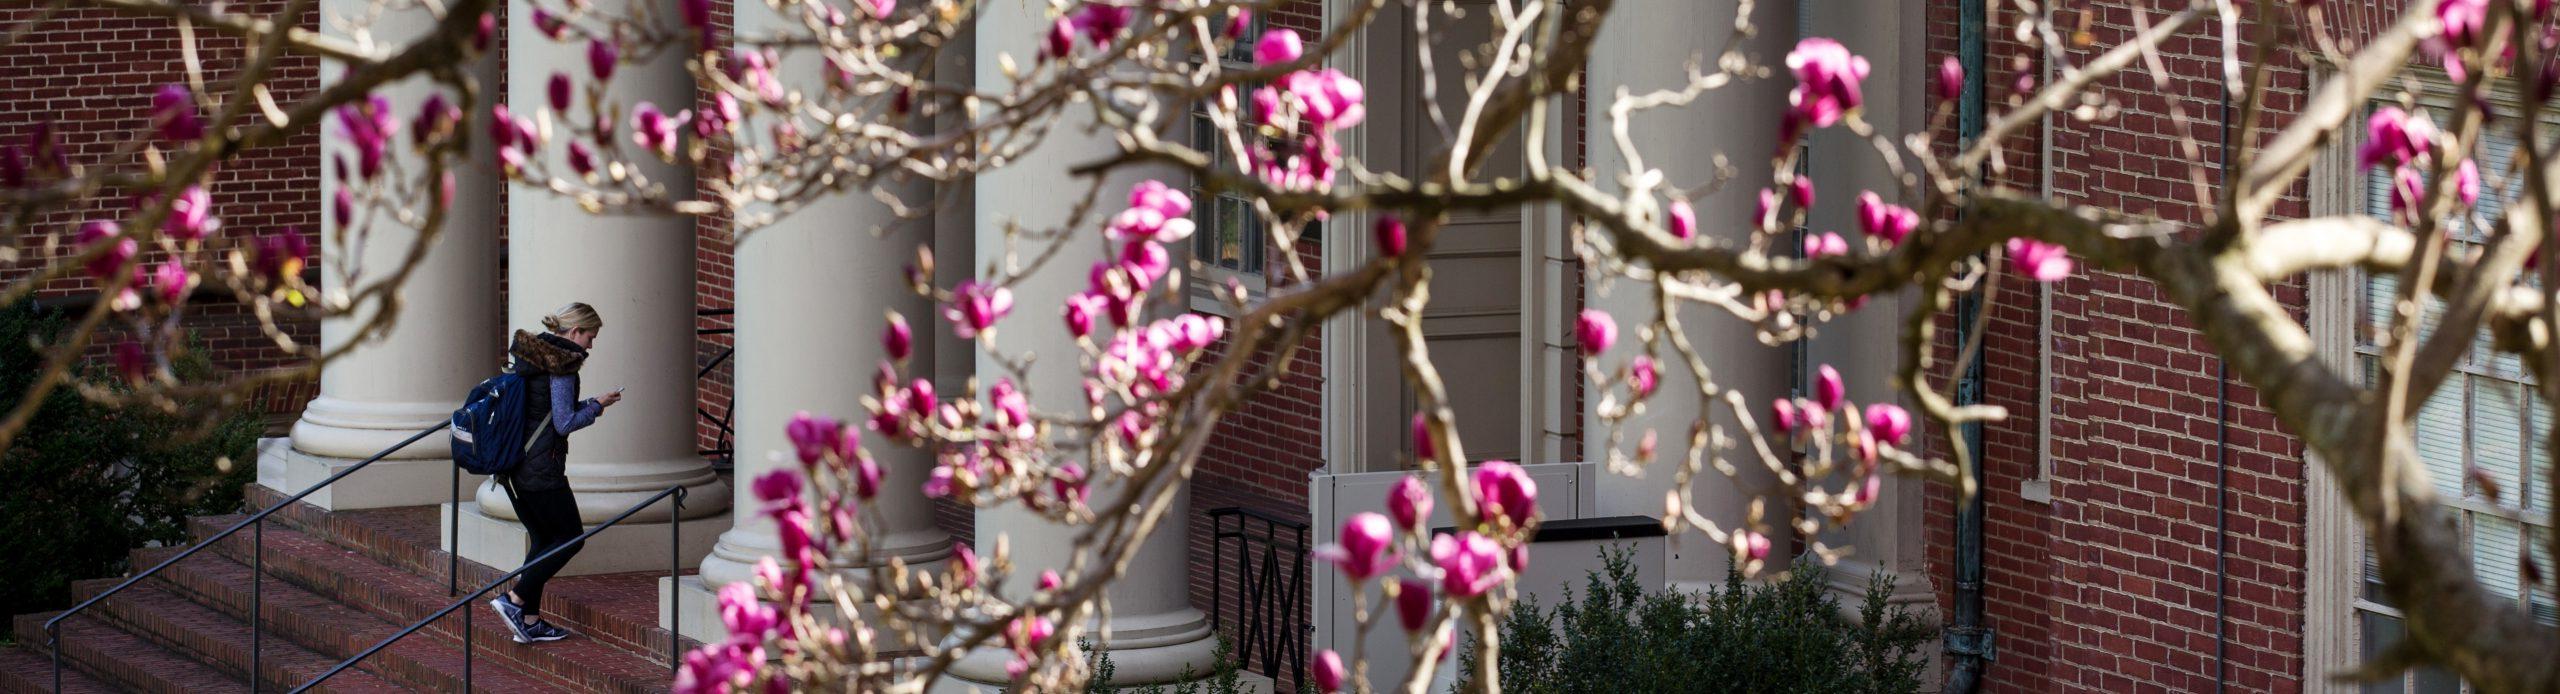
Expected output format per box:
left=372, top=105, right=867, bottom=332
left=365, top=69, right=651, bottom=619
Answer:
left=2302, top=69, right=2364, bottom=689
left=1319, top=0, right=1370, bottom=475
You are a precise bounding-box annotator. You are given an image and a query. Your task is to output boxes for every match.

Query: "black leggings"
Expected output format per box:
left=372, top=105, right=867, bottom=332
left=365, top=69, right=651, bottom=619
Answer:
left=501, top=482, right=585, bottom=618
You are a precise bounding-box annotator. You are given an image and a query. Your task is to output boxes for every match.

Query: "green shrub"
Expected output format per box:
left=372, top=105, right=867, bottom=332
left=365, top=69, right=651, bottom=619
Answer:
left=1084, top=635, right=1283, bottom=694
left=0, top=302, right=262, bottom=620
left=1457, top=546, right=1932, bottom=694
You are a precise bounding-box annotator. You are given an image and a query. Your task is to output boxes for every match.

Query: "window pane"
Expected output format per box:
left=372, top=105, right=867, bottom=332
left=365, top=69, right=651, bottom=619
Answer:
left=2417, top=379, right=2468, bottom=499
left=2360, top=611, right=2408, bottom=694
left=2533, top=527, right=2557, bottom=627
left=2475, top=515, right=2526, bottom=602
left=2477, top=378, right=2525, bottom=503
left=2533, top=397, right=2552, bottom=514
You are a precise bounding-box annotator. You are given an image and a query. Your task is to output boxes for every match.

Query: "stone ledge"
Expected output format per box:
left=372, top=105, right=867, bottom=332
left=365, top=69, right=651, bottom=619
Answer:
left=256, top=437, right=486, bottom=511
left=444, top=501, right=729, bottom=576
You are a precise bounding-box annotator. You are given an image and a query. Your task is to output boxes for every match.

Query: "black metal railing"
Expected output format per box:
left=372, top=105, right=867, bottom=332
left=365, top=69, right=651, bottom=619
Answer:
left=696, top=307, right=735, bottom=469
left=46, top=422, right=452, bottom=693
left=294, top=484, right=690, bottom=692
left=1207, top=506, right=1312, bottom=689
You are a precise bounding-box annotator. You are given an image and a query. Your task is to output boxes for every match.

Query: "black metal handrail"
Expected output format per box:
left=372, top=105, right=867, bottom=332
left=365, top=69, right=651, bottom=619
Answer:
left=46, top=422, right=452, bottom=693
left=292, top=484, right=690, bottom=692
left=695, top=308, right=734, bottom=467
left=1207, top=506, right=1312, bottom=690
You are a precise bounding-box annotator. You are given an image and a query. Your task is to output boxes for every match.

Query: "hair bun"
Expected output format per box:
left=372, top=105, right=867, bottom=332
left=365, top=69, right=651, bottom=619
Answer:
left=540, top=315, right=564, bottom=332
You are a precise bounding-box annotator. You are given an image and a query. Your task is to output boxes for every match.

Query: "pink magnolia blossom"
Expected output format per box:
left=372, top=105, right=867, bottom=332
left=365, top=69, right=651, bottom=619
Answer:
left=851, top=448, right=882, bottom=499
left=1225, top=8, right=1252, bottom=39
left=250, top=228, right=309, bottom=282
left=785, top=411, right=850, bottom=465
left=1315, top=512, right=1395, bottom=581
left=2389, top=165, right=2426, bottom=223
left=951, top=542, right=980, bottom=589
left=165, top=185, right=217, bottom=241
left=2005, top=238, right=2075, bottom=282
left=1867, top=403, right=1910, bottom=446
left=674, top=641, right=770, bottom=694
left=1256, top=28, right=1304, bottom=66
left=151, top=260, right=191, bottom=304
left=151, top=85, right=202, bottom=142
left=1738, top=531, right=1772, bottom=562
left=1388, top=476, right=1432, bottom=531
left=533, top=8, right=568, bottom=39
left=1576, top=309, right=1616, bottom=357
left=1790, top=176, right=1815, bottom=210
left=77, top=221, right=134, bottom=281
left=2439, top=0, right=2488, bottom=48
left=632, top=102, right=690, bottom=159
left=1374, top=215, right=1408, bottom=257
left=1754, top=188, right=1780, bottom=228
left=1852, top=474, right=1883, bottom=505
left=945, top=281, right=1013, bottom=338
left=863, top=0, right=893, bottom=20
left=588, top=39, right=618, bottom=81
left=335, top=96, right=398, bottom=179
left=332, top=189, right=354, bottom=228
left=1666, top=199, right=1697, bottom=240
left=718, top=581, right=778, bottom=640
left=1312, top=650, right=1345, bottom=693
left=883, top=312, right=913, bottom=361
left=1473, top=461, right=1538, bottom=528
left=1937, top=56, right=1964, bottom=102
left=1785, top=38, right=1871, bottom=130
left=1430, top=531, right=1505, bottom=597
left=1064, top=292, right=1105, bottom=338
left=1630, top=355, right=1660, bottom=398
left=113, top=339, right=149, bottom=383
left=1281, top=68, right=1367, bottom=129
left=1395, top=577, right=1433, bottom=631
left=548, top=73, right=574, bottom=113
left=567, top=141, right=597, bottom=178
left=1052, top=462, right=1089, bottom=506
left=1771, top=398, right=1801, bottom=434
left=1005, top=614, right=1055, bottom=656
left=1815, top=365, right=1846, bottom=411
left=2357, top=107, right=2437, bottom=172
left=1802, top=231, right=1848, bottom=258
left=2456, top=158, right=2481, bottom=208
left=752, top=469, right=803, bottom=511
left=1037, top=570, right=1062, bottom=592
left=1412, top=413, right=1435, bottom=461
left=1856, top=191, right=1919, bottom=246
left=1043, top=17, right=1077, bottom=60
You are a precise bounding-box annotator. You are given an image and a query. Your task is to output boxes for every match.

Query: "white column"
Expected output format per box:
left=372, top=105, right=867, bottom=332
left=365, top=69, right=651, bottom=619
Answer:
left=1583, top=0, right=1798, bottom=591
left=1805, top=0, right=1938, bottom=622
left=679, top=0, right=952, bottom=635
left=474, top=0, right=730, bottom=528
left=945, top=2, right=1217, bottom=686
left=270, top=0, right=501, bottom=510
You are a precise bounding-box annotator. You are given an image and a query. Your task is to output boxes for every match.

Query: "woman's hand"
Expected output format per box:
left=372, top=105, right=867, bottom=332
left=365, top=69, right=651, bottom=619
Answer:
left=598, top=390, right=624, bottom=408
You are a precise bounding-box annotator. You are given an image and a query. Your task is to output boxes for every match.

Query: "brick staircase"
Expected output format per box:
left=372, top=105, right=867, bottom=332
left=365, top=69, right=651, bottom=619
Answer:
left=1, top=485, right=694, bottom=693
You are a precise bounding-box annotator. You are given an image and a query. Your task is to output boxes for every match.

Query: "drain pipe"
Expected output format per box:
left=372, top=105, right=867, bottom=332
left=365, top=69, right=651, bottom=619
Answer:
left=1942, top=0, right=1994, bottom=689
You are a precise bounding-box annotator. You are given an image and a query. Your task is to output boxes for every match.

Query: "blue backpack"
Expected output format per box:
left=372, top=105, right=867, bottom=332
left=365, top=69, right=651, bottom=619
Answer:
left=451, top=373, right=544, bottom=475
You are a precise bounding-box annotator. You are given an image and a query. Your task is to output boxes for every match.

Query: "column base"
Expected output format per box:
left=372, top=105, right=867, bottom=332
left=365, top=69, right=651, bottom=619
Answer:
left=1820, top=558, right=1942, bottom=628
left=936, top=635, right=1262, bottom=693
left=255, top=437, right=485, bottom=510
left=443, top=500, right=730, bottom=576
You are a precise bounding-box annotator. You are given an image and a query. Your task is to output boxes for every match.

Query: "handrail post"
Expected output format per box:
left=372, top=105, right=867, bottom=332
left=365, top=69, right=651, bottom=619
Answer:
left=464, top=597, right=473, bottom=689
left=449, top=460, right=460, bottom=597
left=252, top=518, right=263, bottom=693
left=48, top=622, right=59, bottom=693
left=670, top=486, right=686, bottom=680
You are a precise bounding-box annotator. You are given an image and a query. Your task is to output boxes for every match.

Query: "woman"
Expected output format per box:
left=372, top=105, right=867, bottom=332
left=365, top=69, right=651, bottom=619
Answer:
left=488, top=302, right=622, bottom=644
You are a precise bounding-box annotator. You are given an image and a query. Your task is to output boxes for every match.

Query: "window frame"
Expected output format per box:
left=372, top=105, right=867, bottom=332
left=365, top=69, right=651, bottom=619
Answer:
left=1187, top=16, right=1274, bottom=315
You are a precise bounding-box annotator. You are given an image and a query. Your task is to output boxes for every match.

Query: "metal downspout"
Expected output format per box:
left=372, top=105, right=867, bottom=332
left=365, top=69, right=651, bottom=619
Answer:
left=1944, top=0, right=1995, bottom=689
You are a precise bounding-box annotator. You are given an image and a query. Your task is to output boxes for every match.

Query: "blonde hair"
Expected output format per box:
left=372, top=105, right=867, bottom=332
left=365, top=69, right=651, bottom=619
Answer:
left=541, top=302, right=604, bottom=335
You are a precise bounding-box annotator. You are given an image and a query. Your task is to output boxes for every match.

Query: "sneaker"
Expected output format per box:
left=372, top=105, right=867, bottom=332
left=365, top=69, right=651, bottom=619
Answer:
left=517, top=619, right=572, bottom=644
left=489, top=595, right=530, bottom=642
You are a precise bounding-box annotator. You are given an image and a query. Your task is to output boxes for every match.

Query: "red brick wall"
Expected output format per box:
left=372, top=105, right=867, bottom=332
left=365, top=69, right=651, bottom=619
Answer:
left=1916, top=2, right=2380, bottom=691
left=1179, top=2, right=1333, bottom=673
left=0, top=1, right=323, bottom=421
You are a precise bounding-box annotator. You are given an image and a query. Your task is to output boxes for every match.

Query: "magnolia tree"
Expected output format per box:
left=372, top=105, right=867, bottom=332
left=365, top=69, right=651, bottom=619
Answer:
left=7, top=0, right=2560, bottom=690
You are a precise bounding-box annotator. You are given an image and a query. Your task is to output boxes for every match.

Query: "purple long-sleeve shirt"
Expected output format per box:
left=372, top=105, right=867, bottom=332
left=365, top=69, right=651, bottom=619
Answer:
left=551, top=377, right=602, bottom=434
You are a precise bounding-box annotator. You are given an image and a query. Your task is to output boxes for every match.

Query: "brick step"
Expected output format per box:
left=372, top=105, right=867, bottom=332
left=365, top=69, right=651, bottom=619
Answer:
left=0, top=641, right=116, bottom=693
left=11, top=612, right=246, bottom=694
left=237, top=487, right=699, bottom=659
left=64, top=578, right=409, bottom=693
left=180, top=518, right=674, bottom=693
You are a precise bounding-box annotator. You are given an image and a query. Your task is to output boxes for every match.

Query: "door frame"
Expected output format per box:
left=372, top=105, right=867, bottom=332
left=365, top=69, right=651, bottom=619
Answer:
left=1320, top=0, right=1572, bottom=474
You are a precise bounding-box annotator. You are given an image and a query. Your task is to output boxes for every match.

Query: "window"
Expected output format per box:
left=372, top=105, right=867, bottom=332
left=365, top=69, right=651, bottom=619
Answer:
left=1191, top=19, right=1267, bottom=282
left=2352, top=100, right=2560, bottom=693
